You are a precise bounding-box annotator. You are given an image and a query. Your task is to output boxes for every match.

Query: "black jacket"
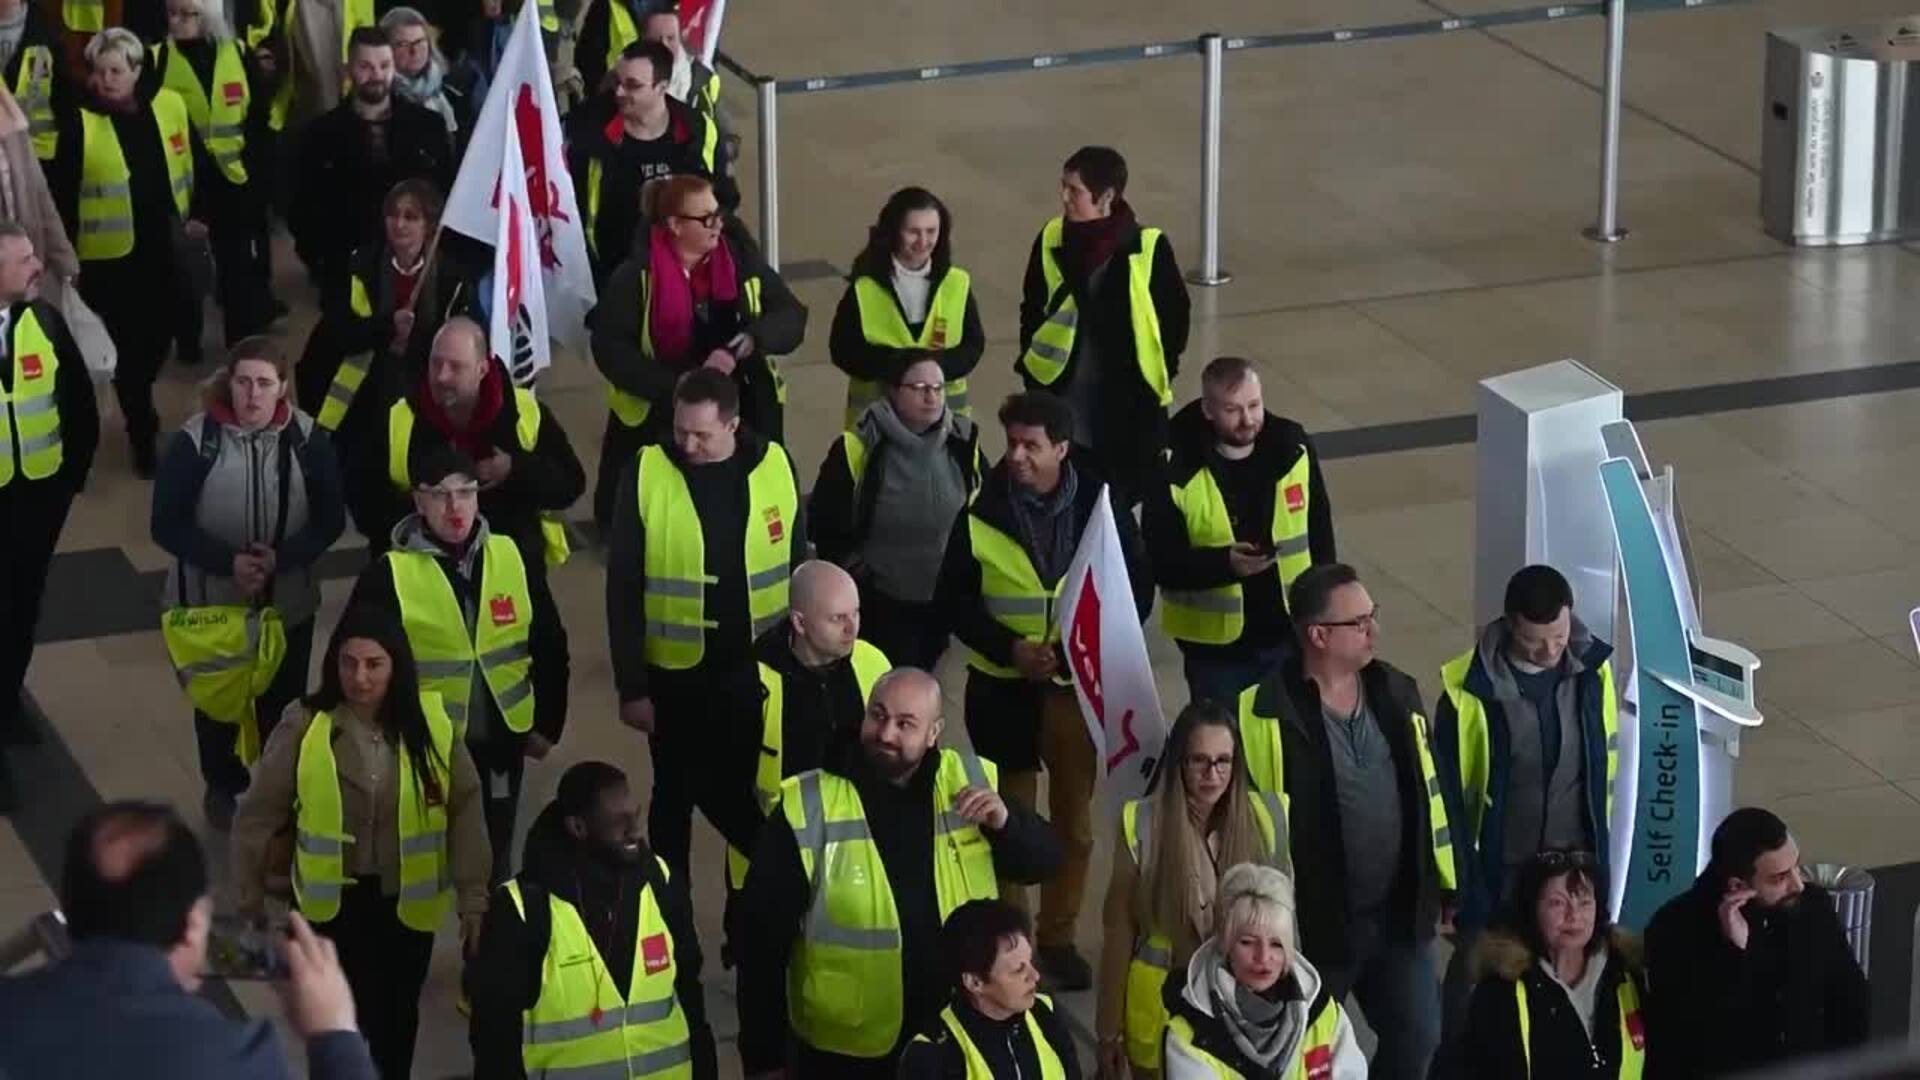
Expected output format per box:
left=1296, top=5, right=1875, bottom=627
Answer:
left=566, top=94, right=727, bottom=283
left=588, top=215, right=803, bottom=442
left=288, top=98, right=454, bottom=284
left=1016, top=209, right=1190, bottom=493
left=826, top=261, right=985, bottom=390
left=0, top=298, right=97, bottom=495
left=1244, top=656, right=1442, bottom=971
left=1144, top=401, right=1335, bottom=659
left=734, top=747, right=1061, bottom=1074
left=1463, top=930, right=1648, bottom=1080
left=1643, top=876, right=1870, bottom=1078
left=809, top=412, right=982, bottom=575
left=343, top=520, right=570, bottom=760
left=897, top=996, right=1082, bottom=1080
left=605, top=431, right=808, bottom=703
left=345, top=360, right=586, bottom=567
left=753, top=622, right=873, bottom=789
left=468, top=802, right=717, bottom=1080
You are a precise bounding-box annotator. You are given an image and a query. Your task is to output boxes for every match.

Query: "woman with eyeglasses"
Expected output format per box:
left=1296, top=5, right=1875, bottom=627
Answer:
left=809, top=353, right=982, bottom=670
left=231, top=603, right=491, bottom=1080
left=152, top=336, right=345, bottom=831
left=1162, top=862, right=1366, bottom=1079
left=1094, top=701, right=1290, bottom=1079
left=828, top=186, right=984, bottom=427
left=586, top=172, right=806, bottom=529
left=1461, top=850, right=1648, bottom=1080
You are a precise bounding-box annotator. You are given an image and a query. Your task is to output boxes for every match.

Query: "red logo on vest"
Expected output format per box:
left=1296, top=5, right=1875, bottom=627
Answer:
left=221, top=81, right=244, bottom=105
left=1284, top=483, right=1305, bottom=513
left=1303, top=1044, right=1333, bottom=1080
left=640, top=932, right=670, bottom=974
left=929, top=315, right=949, bottom=348
left=763, top=507, right=784, bottom=544
left=1625, top=1008, right=1646, bottom=1050
left=19, top=353, right=43, bottom=380
left=488, top=595, right=517, bottom=626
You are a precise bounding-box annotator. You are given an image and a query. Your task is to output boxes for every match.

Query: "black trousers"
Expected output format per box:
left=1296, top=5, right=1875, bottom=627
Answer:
left=858, top=585, right=948, bottom=672
left=645, top=666, right=765, bottom=882
left=83, top=251, right=175, bottom=451
left=200, top=169, right=276, bottom=344
left=593, top=411, right=655, bottom=533
left=191, top=617, right=315, bottom=799
left=312, top=878, right=435, bottom=1080
left=0, top=485, right=73, bottom=734
left=471, top=741, right=526, bottom=887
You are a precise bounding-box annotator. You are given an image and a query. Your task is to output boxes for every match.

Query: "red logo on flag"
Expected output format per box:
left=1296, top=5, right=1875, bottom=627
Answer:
left=1303, top=1045, right=1333, bottom=1080
left=1625, top=1009, right=1646, bottom=1050
left=764, top=507, right=784, bottom=543
left=1067, top=573, right=1142, bottom=772
left=489, top=595, right=517, bottom=626
left=19, top=353, right=42, bottom=379
left=168, top=131, right=186, bottom=154
left=1284, top=483, right=1305, bottom=512
left=640, top=932, right=670, bottom=974
left=221, top=81, right=243, bottom=105
left=929, top=316, right=949, bottom=348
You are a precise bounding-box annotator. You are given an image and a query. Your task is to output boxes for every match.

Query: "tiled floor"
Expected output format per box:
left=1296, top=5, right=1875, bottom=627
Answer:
left=12, top=0, right=1920, bottom=1074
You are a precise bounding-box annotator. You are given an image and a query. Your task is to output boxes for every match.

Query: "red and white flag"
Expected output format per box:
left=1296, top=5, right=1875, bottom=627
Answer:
left=1058, top=486, right=1168, bottom=806
left=681, top=0, right=729, bottom=63
left=443, top=0, right=593, bottom=359
left=489, top=121, right=549, bottom=383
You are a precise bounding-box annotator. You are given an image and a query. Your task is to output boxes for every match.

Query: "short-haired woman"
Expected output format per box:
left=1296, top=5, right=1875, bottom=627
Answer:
left=900, top=899, right=1082, bottom=1079
left=1462, top=851, right=1648, bottom=1080
left=1162, top=864, right=1366, bottom=1079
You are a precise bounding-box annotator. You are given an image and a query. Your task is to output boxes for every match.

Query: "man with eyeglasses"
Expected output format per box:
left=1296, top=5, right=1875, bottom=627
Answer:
left=1236, top=561, right=1454, bottom=1079
left=345, top=442, right=570, bottom=887
left=811, top=355, right=982, bottom=669
left=1430, top=562, right=1620, bottom=1066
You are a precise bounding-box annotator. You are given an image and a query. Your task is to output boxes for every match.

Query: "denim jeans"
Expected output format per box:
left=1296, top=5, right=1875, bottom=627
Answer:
left=1324, top=913, right=1442, bottom=1080
left=1181, top=642, right=1290, bottom=708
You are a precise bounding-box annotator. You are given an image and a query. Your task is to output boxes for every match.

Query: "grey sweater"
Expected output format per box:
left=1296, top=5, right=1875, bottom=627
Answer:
left=854, top=400, right=974, bottom=603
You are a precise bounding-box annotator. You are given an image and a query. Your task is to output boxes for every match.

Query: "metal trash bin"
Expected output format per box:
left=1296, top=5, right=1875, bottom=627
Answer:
left=1762, top=18, right=1920, bottom=246
left=1804, top=864, right=1872, bottom=975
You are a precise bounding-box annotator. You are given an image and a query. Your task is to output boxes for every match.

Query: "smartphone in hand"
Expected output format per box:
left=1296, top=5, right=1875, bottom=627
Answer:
left=203, top=912, right=289, bottom=980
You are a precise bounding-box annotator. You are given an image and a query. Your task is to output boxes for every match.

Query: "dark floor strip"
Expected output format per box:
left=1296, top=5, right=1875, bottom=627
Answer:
left=5, top=692, right=248, bottom=1019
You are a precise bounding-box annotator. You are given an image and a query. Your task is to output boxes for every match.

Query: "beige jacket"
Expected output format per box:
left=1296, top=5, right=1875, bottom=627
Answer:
left=230, top=700, right=491, bottom=917
left=0, top=83, right=77, bottom=306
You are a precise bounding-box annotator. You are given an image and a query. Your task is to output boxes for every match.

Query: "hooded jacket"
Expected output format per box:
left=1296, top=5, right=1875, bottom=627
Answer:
left=1432, top=615, right=1616, bottom=928
left=1463, top=928, right=1648, bottom=1080
left=467, top=800, right=718, bottom=1080
left=1160, top=940, right=1366, bottom=1079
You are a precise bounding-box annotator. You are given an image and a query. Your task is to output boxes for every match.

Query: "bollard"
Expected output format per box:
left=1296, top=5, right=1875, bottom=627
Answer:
left=1584, top=0, right=1628, bottom=243
left=1187, top=33, right=1231, bottom=286
left=756, top=76, right=781, bottom=271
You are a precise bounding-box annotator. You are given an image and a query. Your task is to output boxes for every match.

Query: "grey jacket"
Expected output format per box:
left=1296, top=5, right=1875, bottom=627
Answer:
left=152, top=407, right=347, bottom=629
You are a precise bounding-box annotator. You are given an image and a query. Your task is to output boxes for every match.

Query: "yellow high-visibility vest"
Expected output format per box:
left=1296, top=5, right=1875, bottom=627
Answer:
left=76, top=90, right=195, bottom=261
left=386, top=387, right=572, bottom=567
left=292, top=694, right=456, bottom=931
left=604, top=270, right=755, bottom=431
left=503, top=869, right=694, bottom=1078
left=909, top=995, right=1066, bottom=1080
left=964, top=514, right=1066, bottom=684
left=843, top=268, right=973, bottom=425
left=61, top=0, right=101, bottom=33
left=1160, top=452, right=1314, bottom=646
left=1163, top=994, right=1344, bottom=1079
left=1515, top=973, right=1645, bottom=1079
left=782, top=749, right=1000, bottom=1058
left=160, top=605, right=288, bottom=766
left=156, top=38, right=250, bottom=184
left=603, top=1, right=638, bottom=81
left=725, top=639, right=890, bottom=888
left=339, top=0, right=374, bottom=63
left=1017, top=217, right=1170, bottom=406
left=386, top=532, right=535, bottom=737
left=12, top=45, right=58, bottom=160
left=0, top=306, right=65, bottom=486
left=634, top=441, right=796, bottom=669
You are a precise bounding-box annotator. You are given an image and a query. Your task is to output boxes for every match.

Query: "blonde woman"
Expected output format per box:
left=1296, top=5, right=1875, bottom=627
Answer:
left=1098, top=701, right=1289, bottom=1079
left=1163, top=864, right=1366, bottom=1079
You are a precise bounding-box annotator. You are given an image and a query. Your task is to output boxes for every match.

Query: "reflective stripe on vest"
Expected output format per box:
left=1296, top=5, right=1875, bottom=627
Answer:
left=781, top=749, right=998, bottom=1057
left=606, top=275, right=763, bottom=429
left=964, top=515, right=1066, bottom=682
left=1163, top=996, right=1342, bottom=1079
left=387, top=533, right=536, bottom=738
left=726, top=639, right=890, bottom=889
left=925, top=999, right=1066, bottom=1080
left=635, top=441, right=796, bottom=669
left=293, top=696, right=455, bottom=930
left=1016, top=217, right=1170, bottom=406
left=1118, top=791, right=1289, bottom=1070
left=1161, top=452, right=1314, bottom=645
left=13, top=46, right=57, bottom=160
left=158, top=39, right=250, bottom=184
left=1515, top=974, right=1644, bottom=1079
left=0, top=307, right=65, bottom=486
left=62, top=0, right=102, bottom=33
left=77, top=91, right=194, bottom=261
left=160, top=605, right=288, bottom=766
left=504, top=869, right=694, bottom=1079
left=316, top=274, right=376, bottom=431
left=843, top=269, right=973, bottom=425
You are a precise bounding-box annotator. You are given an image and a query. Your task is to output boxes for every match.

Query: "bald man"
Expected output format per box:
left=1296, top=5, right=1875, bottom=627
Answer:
left=725, top=561, right=892, bottom=889
left=348, top=316, right=586, bottom=567
left=735, top=667, right=1062, bottom=1080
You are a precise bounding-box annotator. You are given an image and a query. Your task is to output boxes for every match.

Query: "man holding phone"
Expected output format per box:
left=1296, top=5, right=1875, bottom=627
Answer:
left=1643, top=807, right=1870, bottom=1078
left=1144, top=355, right=1336, bottom=705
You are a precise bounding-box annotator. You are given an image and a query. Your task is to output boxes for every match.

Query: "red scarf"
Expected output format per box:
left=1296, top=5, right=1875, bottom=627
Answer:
left=416, top=363, right=505, bottom=457
left=647, top=224, right=738, bottom=367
